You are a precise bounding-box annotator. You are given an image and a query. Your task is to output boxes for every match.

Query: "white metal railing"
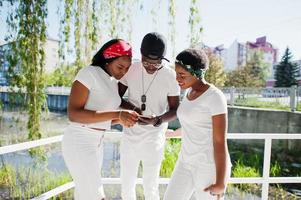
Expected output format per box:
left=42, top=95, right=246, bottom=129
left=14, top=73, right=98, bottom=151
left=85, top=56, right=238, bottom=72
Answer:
left=45, top=86, right=70, bottom=95
left=221, top=86, right=300, bottom=111
left=2, top=86, right=300, bottom=111
left=1, top=132, right=301, bottom=200
left=0, top=86, right=71, bottom=95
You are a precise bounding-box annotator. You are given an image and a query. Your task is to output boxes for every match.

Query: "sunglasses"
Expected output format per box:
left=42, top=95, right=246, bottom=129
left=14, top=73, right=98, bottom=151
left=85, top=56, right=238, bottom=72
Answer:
left=142, top=61, right=162, bottom=69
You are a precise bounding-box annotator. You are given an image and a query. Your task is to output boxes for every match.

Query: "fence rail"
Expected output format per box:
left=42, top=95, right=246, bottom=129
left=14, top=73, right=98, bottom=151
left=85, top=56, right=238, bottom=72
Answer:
left=221, top=86, right=300, bottom=111
left=1, top=132, right=301, bottom=200
left=1, top=86, right=301, bottom=111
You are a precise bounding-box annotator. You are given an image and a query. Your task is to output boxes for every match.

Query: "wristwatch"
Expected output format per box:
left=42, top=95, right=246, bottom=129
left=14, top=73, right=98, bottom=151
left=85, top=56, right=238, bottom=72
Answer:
left=153, top=116, right=163, bottom=127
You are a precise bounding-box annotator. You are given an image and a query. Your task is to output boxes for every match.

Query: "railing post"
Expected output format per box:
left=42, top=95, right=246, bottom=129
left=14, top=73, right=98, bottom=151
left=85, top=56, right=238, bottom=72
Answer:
left=230, top=86, right=235, bottom=106
left=262, top=138, right=272, bottom=200
left=290, top=85, right=297, bottom=112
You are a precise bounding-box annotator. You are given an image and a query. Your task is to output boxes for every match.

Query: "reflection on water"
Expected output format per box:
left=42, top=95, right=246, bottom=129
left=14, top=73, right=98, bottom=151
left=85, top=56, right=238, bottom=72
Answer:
left=0, top=142, right=121, bottom=177
left=0, top=111, right=68, bottom=145
left=0, top=111, right=122, bottom=177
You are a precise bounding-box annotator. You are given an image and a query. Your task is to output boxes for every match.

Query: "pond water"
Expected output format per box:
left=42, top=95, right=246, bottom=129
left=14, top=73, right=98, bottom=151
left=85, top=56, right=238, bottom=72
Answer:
left=0, top=111, right=122, bottom=177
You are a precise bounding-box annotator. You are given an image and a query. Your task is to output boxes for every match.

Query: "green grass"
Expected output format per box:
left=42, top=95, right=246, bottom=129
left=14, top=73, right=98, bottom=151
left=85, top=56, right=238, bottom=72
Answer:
left=297, top=102, right=301, bottom=111
left=270, top=161, right=282, bottom=177
left=234, top=97, right=301, bottom=111
left=231, top=160, right=261, bottom=192
left=0, top=164, right=72, bottom=199
left=160, top=139, right=300, bottom=198
left=232, top=160, right=260, bottom=178
left=234, top=97, right=290, bottom=110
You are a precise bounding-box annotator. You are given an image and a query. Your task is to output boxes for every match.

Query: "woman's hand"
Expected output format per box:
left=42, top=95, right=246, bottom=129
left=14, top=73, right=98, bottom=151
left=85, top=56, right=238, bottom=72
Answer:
left=204, top=183, right=225, bottom=199
left=133, top=106, right=142, bottom=115
left=119, top=110, right=139, bottom=127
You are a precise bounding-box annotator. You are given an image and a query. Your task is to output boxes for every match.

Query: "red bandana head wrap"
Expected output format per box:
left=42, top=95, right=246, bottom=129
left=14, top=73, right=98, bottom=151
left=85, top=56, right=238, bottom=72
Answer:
left=103, top=40, right=132, bottom=59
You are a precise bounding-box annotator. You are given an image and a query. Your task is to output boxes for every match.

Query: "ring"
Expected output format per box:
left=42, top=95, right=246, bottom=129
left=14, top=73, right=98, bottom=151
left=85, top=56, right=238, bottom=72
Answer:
left=210, top=191, right=225, bottom=197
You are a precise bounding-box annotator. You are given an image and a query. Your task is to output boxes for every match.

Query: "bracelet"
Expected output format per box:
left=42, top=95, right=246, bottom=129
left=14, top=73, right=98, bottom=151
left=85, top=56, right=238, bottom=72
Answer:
left=118, top=111, right=122, bottom=120
left=210, top=191, right=225, bottom=197
left=153, top=116, right=163, bottom=127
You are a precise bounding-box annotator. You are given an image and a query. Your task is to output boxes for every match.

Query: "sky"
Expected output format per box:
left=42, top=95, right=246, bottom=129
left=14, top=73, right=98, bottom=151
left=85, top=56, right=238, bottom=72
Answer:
left=1, top=0, right=301, bottom=61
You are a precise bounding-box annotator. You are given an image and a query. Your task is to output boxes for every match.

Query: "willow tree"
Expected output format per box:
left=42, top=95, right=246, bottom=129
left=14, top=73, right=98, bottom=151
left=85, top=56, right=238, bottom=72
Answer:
left=189, top=0, right=202, bottom=46
left=58, top=0, right=97, bottom=68
left=58, top=0, right=135, bottom=70
left=168, top=0, right=176, bottom=58
left=74, top=0, right=84, bottom=68
left=6, top=0, right=48, bottom=158
left=151, top=0, right=162, bottom=31
left=58, top=0, right=74, bottom=62
left=91, top=0, right=99, bottom=50
left=124, top=0, right=138, bottom=41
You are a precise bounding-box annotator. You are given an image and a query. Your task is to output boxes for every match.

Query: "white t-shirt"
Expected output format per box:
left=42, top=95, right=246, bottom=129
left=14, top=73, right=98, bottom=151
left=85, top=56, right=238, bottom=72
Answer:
left=177, top=85, right=231, bottom=167
left=70, top=65, right=121, bottom=130
left=120, top=61, right=180, bottom=143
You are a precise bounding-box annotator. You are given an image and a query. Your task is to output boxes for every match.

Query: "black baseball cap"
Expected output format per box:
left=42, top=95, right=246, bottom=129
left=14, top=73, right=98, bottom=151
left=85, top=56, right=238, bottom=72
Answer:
left=140, top=32, right=169, bottom=62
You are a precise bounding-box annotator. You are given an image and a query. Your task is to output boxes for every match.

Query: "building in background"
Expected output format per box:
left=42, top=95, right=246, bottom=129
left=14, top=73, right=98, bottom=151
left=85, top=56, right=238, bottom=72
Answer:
left=214, top=36, right=278, bottom=74
left=0, top=38, right=59, bottom=85
left=223, top=40, right=247, bottom=71
left=211, top=44, right=227, bottom=63
left=246, top=36, right=278, bottom=79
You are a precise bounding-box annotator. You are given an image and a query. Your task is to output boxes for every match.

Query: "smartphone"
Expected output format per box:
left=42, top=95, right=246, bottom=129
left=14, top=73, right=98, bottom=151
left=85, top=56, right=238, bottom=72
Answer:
left=138, top=115, right=153, bottom=120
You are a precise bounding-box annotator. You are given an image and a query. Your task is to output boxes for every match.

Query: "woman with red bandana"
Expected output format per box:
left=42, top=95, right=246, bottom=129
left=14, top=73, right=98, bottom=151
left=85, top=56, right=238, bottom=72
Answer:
left=62, top=39, right=138, bottom=200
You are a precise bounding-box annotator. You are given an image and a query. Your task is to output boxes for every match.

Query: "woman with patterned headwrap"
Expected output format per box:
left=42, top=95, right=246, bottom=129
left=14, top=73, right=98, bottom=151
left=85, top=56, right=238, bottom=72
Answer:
left=164, top=48, right=232, bottom=200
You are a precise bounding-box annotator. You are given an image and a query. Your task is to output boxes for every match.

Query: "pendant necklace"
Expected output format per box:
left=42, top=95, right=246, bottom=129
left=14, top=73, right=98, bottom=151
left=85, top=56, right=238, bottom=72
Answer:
left=141, top=67, right=159, bottom=111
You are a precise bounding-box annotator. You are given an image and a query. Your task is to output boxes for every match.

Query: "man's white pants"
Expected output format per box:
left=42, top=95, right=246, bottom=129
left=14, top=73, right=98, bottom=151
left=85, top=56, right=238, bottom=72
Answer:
left=120, top=137, right=164, bottom=200
left=62, top=125, right=106, bottom=200
left=164, top=161, right=231, bottom=200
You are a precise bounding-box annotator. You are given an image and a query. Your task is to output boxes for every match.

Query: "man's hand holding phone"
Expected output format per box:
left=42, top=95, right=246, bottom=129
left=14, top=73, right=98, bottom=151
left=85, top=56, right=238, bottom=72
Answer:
left=138, top=115, right=155, bottom=125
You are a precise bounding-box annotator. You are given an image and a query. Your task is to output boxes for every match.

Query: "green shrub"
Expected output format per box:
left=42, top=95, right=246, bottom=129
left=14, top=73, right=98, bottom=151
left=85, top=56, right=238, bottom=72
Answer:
left=160, top=139, right=181, bottom=177
left=0, top=164, right=72, bottom=199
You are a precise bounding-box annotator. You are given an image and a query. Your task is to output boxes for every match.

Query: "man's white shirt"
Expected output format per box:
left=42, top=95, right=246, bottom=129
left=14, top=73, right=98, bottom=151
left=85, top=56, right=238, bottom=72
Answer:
left=120, top=61, right=180, bottom=143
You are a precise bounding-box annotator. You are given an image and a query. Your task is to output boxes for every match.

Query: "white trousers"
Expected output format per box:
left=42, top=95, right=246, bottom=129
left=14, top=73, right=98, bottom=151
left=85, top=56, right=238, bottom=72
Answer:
left=120, top=137, right=165, bottom=200
left=62, top=125, right=105, bottom=200
left=164, top=161, right=231, bottom=200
